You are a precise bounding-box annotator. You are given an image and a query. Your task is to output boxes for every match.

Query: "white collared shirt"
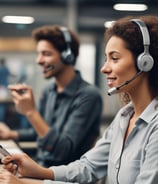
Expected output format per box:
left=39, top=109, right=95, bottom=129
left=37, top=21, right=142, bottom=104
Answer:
left=45, top=97, right=158, bottom=184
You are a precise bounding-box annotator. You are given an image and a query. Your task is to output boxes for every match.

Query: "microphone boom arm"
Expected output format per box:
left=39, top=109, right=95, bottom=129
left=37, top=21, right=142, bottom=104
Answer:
left=107, top=71, right=142, bottom=96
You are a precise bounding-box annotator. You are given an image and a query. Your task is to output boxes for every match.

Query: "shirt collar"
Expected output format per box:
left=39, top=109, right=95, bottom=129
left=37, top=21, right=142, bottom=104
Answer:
left=121, top=97, right=158, bottom=124
left=51, top=70, right=82, bottom=96
left=140, top=96, right=158, bottom=124
left=121, top=102, right=134, bottom=117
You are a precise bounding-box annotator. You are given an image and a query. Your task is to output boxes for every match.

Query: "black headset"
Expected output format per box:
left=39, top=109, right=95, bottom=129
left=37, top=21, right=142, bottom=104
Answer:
left=59, top=26, right=75, bottom=65
left=131, top=19, right=154, bottom=72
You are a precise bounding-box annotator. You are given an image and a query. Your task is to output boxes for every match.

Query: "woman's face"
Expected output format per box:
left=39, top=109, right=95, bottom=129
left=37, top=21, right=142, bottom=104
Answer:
left=101, top=36, right=140, bottom=94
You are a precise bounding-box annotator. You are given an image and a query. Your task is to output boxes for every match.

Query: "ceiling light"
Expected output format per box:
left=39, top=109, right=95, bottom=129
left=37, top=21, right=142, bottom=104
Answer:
left=2, top=16, right=34, bottom=24
left=104, top=21, right=115, bottom=28
left=113, top=3, right=148, bottom=11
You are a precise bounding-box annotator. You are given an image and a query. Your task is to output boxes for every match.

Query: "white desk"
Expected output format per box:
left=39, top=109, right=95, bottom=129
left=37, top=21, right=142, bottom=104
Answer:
left=21, top=179, right=77, bottom=184
left=0, top=139, right=23, bottom=154
left=0, top=140, right=76, bottom=184
left=0, top=140, right=43, bottom=183
left=41, top=180, right=77, bottom=184
left=20, top=177, right=43, bottom=184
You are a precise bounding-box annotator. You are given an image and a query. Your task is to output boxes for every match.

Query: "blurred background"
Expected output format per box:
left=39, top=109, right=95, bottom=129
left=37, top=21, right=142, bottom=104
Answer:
left=0, top=0, right=158, bottom=127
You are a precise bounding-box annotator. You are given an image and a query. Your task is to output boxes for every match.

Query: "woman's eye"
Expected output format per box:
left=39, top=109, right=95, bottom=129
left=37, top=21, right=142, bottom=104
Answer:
left=112, top=57, right=118, bottom=61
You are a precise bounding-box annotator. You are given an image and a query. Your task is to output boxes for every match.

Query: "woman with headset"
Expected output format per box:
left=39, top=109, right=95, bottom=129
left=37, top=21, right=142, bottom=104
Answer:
left=1, top=15, right=158, bottom=184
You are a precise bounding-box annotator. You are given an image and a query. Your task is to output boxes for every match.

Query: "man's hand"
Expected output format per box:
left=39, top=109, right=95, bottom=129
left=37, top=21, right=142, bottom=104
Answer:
left=8, top=84, right=36, bottom=117
left=0, top=123, right=18, bottom=140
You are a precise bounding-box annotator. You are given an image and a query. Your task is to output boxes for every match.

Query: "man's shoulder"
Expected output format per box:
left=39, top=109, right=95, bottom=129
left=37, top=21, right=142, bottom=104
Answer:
left=41, top=83, right=55, bottom=95
left=78, top=80, right=102, bottom=98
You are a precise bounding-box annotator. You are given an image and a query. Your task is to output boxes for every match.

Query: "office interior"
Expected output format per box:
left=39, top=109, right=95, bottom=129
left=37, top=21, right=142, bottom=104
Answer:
left=0, top=0, right=158, bottom=148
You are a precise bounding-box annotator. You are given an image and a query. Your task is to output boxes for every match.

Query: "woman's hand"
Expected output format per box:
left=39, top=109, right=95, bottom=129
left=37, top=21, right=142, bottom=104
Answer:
left=0, top=169, right=24, bottom=184
left=1, top=153, right=54, bottom=180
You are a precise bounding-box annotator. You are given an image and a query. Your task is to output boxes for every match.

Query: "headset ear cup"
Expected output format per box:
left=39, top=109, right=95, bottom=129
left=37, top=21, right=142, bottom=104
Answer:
left=137, top=53, right=154, bottom=72
left=131, top=19, right=154, bottom=72
left=59, top=27, right=74, bottom=65
left=61, top=49, right=75, bottom=65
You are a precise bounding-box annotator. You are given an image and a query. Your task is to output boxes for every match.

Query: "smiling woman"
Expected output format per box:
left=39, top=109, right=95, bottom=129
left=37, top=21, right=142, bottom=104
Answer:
left=101, top=36, right=142, bottom=96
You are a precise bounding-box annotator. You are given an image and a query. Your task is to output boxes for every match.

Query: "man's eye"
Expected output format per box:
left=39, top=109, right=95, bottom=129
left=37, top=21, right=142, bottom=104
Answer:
left=44, top=52, right=51, bottom=56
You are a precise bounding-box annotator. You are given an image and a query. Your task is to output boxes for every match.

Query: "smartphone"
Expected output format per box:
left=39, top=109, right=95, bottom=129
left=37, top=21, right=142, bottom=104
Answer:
left=0, top=145, right=11, bottom=158
left=0, top=145, right=18, bottom=175
left=15, top=89, right=26, bottom=95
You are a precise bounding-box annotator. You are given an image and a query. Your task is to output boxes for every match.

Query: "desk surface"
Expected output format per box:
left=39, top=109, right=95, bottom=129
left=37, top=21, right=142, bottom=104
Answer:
left=0, top=139, right=22, bottom=154
left=0, top=140, right=76, bottom=184
left=20, top=177, right=43, bottom=184
left=21, top=179, right=77, bottom=184
left=0, top=140, right=44, bottom=183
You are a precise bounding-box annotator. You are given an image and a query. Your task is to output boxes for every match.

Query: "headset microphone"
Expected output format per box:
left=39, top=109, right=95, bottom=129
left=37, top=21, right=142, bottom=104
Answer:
left=107, top=71, right=142, bottom=96
left=45, top=65, right=55, bottom=72
left=45, top=62, right=62, bottom=72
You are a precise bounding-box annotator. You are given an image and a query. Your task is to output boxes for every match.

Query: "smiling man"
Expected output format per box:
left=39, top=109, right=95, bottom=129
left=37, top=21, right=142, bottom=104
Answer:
left=4, top=25, right=103, bottom=167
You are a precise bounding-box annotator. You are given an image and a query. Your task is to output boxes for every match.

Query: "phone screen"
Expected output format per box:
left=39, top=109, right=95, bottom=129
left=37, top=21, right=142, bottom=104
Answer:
left=0, top=145, right=10, bottom=159
left=0, top=145, right=18, bottom=175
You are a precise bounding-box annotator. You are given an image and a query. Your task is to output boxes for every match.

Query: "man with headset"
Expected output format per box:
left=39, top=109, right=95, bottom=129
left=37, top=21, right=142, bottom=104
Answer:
left=2, top=25, right=103, bottom=167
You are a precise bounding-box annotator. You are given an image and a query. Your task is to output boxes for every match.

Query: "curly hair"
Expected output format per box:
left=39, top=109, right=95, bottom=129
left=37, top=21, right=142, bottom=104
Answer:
left=105, top=15, right=158, bottom=104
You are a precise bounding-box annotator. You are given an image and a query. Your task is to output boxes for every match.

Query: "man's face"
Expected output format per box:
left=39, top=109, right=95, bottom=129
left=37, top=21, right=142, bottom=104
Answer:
left=36, top=40, right=65, bottom=79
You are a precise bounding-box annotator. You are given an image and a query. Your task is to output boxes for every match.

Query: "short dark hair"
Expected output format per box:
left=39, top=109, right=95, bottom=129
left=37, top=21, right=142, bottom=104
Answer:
left=32, top=25, right=80, bottom=65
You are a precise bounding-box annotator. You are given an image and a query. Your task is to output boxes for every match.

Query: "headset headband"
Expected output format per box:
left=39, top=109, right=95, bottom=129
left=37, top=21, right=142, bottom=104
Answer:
left=130, top=19, right=154, bottom=72
left=59, top=26, right=71, bottom=43
left=131, top=19, right=150, bottom=46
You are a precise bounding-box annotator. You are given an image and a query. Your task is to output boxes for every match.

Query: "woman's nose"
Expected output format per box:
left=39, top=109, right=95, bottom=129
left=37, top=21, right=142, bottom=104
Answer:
left=100, top=62, right=111, bottom=74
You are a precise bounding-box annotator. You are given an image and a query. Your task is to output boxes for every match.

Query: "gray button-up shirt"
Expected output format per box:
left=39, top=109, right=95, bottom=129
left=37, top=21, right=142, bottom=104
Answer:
left=36, top=70, right=103, bottom=167
left=45, top=97, right=158, bottom=184
left=18, top=71, right=103, bottom=167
